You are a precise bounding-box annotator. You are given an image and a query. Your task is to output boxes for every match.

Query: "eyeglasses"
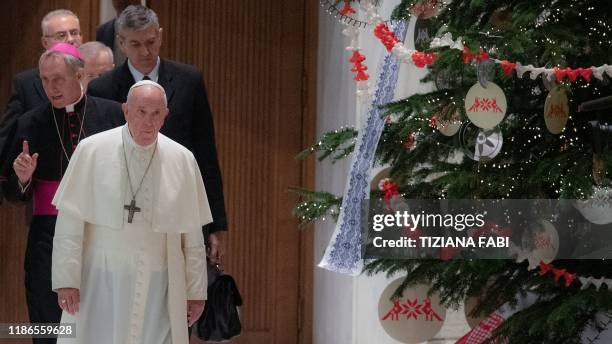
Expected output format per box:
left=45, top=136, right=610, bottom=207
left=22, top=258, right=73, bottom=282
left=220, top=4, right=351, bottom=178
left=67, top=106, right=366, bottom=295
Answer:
left=45, top=29, right=81, bottom=42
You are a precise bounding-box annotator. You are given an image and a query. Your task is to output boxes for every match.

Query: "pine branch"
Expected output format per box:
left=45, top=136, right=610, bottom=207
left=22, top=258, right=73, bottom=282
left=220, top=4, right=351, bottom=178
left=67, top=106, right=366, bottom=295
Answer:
left=296, top=127, right=357, bottom=163
left=289, top=187, right=342, bottom=228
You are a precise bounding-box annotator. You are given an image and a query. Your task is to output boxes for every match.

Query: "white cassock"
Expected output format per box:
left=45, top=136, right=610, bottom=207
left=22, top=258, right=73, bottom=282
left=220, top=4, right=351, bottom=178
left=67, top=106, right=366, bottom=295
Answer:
left=51, top=124, right=212, bottom=344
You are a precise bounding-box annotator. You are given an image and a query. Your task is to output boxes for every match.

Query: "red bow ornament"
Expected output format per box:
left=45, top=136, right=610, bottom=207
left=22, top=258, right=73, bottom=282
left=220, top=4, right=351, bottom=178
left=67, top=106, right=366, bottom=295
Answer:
left=566, top=69, right=580, bottom=82
left=381, top=179, right=400, bottom=204
left=404, top=133, right=417, bottom=151
left=374, top=23, right=400, bottom=51
left=339, top=1, right=356, bottom=15
left=349, top=51, right=369, bottom=81
left=411, top=51, right=437, bottom=68
left=554, top=67, right=568, bottom=82
left=555, top=67, right=593, bottom=82
left=538, top=261, right=553, bottom=276
left=349, top=50, right=365, bottom=64
left=353, top=70, right=369, bottom=81
left=577, top=67, right=593, bottom=82
left=429, top=115, right=437, bottom=128
left=500, top=60, right=516, bottom=76
left=462, top=47, right=489, bottom=64
left=552, top=268, right=566, bottom=282
left=563, top=272, right=576, bottom=288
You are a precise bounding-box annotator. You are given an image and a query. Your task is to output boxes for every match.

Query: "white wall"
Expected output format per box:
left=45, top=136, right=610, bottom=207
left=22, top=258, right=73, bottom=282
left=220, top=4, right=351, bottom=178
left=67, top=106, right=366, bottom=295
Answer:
left=313, top=7, right=359, bottom=343
left=99, top=0, right=115, bottom=24
left=314, top=2, right=471, bottom=343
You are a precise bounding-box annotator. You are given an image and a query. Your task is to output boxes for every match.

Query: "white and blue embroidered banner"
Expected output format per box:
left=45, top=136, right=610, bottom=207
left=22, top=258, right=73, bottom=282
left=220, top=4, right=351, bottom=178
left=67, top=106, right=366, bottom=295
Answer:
left=318, top=21, right=407, bottom=275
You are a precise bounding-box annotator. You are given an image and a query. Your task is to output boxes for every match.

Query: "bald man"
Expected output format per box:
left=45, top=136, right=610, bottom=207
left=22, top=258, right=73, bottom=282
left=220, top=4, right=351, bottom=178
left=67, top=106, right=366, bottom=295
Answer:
left=79, top=41, right=114, bottom=89
left=52, top=80, right=209, bottom=344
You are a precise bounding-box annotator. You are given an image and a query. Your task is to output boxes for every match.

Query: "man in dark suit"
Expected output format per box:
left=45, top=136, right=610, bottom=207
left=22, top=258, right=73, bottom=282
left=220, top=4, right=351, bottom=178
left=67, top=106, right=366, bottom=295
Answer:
left=96, top=0, right=141, bottom=66
left=0, top=9, right=82, bottom=199
left=89, top=5, right=228, bottom=258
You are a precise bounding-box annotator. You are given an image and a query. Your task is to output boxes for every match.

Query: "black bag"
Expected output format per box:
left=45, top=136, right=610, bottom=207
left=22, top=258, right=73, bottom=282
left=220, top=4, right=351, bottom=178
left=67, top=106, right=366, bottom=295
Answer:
left=196, top=262, right=243, bottom=342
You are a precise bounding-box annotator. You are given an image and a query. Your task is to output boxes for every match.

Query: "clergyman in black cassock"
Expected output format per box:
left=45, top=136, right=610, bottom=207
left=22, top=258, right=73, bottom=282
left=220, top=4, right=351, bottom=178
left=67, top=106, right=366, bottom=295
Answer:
left=1, top=44, right=123, bottom=344
left=0, top=9, right=83, bottom=200
left=2, top=95, right=123, bottom=341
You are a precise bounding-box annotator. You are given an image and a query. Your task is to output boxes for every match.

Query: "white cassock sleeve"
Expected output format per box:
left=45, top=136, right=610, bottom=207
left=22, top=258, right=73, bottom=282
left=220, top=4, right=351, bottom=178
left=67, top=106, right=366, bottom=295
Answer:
left=182, top=231, right=207, bottom=300
left=52, top=210, right=85, bottom=290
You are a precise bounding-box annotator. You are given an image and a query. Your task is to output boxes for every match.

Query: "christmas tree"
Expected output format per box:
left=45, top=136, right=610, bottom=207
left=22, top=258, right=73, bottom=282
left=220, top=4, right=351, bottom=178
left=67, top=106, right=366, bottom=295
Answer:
left=297, top=0, right=612, bottom=342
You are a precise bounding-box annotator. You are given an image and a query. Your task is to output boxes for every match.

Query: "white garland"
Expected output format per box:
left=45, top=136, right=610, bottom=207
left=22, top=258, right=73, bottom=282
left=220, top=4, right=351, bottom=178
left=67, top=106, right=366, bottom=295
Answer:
left=429, top=32, right=612, bottom=82
left=509, top=243, right=612, bottom=291
left=390, top=43, right=418, bottom=64
left=342, top=23, right=372, bottom=103
left=430, top=32, right=464, bottom=50
left=342, top=0, right=388, bottom=103
left=360, top=0, right=383, bottom=25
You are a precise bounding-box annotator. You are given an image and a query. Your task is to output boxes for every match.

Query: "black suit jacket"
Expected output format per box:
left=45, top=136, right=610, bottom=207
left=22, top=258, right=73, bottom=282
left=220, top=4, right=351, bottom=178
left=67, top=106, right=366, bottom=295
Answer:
left=2, top=96, right=124, bottom=203
left=0, top=68, right=48, bottom=200
left=88, top=59, right=228, bottom=232
left=96, top=18, right=116, bottom=49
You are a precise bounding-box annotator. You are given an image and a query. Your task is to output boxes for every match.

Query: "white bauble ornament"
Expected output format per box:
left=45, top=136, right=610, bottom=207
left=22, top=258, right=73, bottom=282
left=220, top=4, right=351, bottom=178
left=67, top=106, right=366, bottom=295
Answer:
left=379, top=279, right=446, bottom=343
left=465, top=82, right=507, bottom=129
left=464, top=296, right=488, bottom=329
left=436, top=110, right=462, bottom=136
left=574, top=187, right=612, bottom=225
left=521, top=219, right=559, bottom=265
left=544, top=85, right=570, bottom=134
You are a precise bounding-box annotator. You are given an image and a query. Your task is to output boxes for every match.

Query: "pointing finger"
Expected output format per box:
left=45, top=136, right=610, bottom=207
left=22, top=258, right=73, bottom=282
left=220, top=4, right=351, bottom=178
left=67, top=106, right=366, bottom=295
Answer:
left=22, top=140, right=29, bottom=155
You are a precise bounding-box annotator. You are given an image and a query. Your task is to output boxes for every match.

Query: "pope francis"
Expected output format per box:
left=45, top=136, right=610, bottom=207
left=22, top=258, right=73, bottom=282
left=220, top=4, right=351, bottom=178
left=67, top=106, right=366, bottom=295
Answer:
left=51, top=80, right=211, bottom=344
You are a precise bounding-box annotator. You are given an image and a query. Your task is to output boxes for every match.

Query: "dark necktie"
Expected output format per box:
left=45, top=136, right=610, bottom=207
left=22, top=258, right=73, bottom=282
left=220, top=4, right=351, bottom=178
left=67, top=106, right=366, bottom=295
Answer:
left=142, top=75, right=151, bottom=81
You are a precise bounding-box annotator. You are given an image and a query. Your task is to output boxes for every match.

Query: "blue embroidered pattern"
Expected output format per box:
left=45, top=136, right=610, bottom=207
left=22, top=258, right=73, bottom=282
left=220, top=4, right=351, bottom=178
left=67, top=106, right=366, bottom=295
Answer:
left=318, top=22, right=407, bottom=275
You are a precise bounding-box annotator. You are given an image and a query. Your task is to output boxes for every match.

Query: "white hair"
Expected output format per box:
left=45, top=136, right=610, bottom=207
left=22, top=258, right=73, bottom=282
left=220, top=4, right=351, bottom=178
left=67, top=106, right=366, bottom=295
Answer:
left=38, top=50, right=84, bottom=75
left=127, top=80, right=167, bottom=106
left=79, top=41, right=114, bottom=63
left=41, top=9, right=78, bottom=35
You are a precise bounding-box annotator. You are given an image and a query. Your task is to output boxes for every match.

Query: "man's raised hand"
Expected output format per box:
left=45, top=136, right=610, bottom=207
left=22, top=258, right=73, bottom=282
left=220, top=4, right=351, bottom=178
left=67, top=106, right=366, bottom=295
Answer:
left=13, top=140, right=38, bottom=185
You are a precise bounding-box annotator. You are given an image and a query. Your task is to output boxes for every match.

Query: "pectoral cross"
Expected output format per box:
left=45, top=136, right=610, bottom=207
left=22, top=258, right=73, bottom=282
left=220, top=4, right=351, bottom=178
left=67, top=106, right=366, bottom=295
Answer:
left=124, top=198, right=141, bottom=223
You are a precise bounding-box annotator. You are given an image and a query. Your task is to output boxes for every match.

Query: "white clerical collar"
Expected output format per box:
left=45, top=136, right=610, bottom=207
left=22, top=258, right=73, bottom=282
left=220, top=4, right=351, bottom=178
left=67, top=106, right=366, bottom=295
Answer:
left=127, top=57, right=160, bottom=82
left=122, top=124, right=157, bottom=151
left=65, top=87, right=84, bottom=112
